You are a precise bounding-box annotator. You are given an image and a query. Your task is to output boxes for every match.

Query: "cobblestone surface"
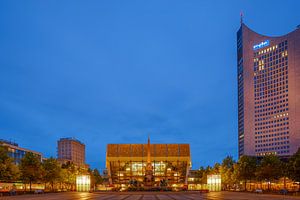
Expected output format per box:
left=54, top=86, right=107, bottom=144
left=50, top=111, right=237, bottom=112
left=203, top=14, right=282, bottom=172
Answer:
left=1, top=191, right=300, bottom=200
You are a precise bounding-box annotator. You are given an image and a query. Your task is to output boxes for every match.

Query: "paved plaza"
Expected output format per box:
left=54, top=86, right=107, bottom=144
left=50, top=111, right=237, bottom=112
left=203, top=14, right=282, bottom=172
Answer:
left=1, top=192, right=300, bottom=200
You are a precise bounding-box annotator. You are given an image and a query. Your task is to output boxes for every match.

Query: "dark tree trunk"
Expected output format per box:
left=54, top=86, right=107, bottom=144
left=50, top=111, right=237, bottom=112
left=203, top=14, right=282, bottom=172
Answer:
left=30, top=180, right=32, bottom=192
left=249, top=179, right=251, bottom=191
left=260, top=181, right=262, bottom=189
left=244, top=180, right=247, bottom=191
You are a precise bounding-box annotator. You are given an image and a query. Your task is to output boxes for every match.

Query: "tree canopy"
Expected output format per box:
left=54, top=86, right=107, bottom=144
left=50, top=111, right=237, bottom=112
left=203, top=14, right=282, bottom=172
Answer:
left=19, top=152, right=43, bottom=191
left=0, top=146, right=19, bottom=182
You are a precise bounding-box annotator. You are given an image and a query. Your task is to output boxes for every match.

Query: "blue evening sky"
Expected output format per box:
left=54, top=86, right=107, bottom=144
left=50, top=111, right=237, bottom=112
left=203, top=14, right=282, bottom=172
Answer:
left=1, top=0, right=300, bottom=170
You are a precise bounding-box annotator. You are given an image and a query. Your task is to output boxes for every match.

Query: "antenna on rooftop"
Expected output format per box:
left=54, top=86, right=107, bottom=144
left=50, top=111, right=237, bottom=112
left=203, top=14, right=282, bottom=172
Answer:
left=240, top=11, right=244, bottom=24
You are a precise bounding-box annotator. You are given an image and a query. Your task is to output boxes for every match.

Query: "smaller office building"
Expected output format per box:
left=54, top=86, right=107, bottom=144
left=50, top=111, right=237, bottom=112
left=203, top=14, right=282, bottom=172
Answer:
left=57, top=137, right=86, bottom=167
left=0, top=139, right=42, bottom=165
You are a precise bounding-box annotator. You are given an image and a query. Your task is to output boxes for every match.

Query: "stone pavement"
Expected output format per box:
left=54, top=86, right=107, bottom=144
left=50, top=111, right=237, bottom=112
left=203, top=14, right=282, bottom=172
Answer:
left=1, top=191, right=300, bottom=200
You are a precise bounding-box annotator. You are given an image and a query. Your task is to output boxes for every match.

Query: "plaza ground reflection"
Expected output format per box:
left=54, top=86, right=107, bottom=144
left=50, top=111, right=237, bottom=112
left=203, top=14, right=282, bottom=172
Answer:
left=3, top=191, right=300, bottom=200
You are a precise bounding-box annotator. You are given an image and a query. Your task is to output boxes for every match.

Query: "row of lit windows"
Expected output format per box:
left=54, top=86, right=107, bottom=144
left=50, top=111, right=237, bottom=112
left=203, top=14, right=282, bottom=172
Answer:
left=255, top=119, right=288, bottom=127
left=255, top=131, right=289, bottom=137
left=254, top=49, right=288, bottom=62
left=254, top=65, right=288, bottom=77
left=255, top=118, right=289, bottom=126
left=255, top=90, right=287, bottom=100
left=254, top=52, right=288, bottom=64
left=254, top=54, right=287, bottom=70
left=255, top=111, right=289, bottom=120
left=255, top=122, right=289, bottom=130
left=254, top=75, right=288, bottom=85
left=254, top=57, right=287, bottom=72
left=255, top=87, right=288, bottom=95
left=255, top=97, right=288, bottom=108
left=256, top=145, right=289, bottom=152
left=255, top=91, right=288, bottom=99
left=255, top=78, right=288, bottom=88
left=254, top=74, right=288, bottom=85
left=255, top=116, right=288, bottom=122
left=255, top=95, right=288, bottom=105
left=255, top=73, right=288, bottom=83
left=255, top=45, right=278, bottom=56
left=256, top=128, right=288, bottom=134
left=255, top=108, right=289, bottom=118
left=255, top=136, right=289, bottom=143
left=255, top=91, right=288, bottom=100
left=255, top=107, right=288, bottom=115
left=256, top=141, right=289, bottom=148
left=256, top=150, right=289, bottom=155
left=255, top=126, right=289, bottom=132
left=254, top=104, right=288, bottom=114
left=255, top=99, right=287, bottom=109
left=255, top=83, right=288, bottom=92
left=256, top=144, right=289, bottom=149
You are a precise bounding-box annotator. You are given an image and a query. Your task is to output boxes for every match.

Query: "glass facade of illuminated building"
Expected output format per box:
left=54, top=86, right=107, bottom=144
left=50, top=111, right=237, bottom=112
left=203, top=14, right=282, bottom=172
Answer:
left=76, top=175, right=91, bottom=192
left=207, top=174, right=221, bottom=192
left=106, top=143, right=191, bottom=187
left=237, top=23, right=300, bottom=157
left=0, top=139, right=42, bottom=165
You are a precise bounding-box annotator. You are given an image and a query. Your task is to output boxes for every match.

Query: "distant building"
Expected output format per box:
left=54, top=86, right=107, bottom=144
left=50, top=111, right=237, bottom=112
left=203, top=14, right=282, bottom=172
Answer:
left=0, top=139, right=42, bottom=165
left=237, top=22, right=300, bottom=157
left=106, top=137, right=191, bottom=188
left=57, top=137, right=86, bottom=167
left=187, top=170, right=203, bottom=190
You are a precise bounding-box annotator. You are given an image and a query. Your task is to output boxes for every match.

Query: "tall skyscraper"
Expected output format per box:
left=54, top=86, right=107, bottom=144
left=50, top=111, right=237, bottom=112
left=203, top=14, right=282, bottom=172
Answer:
left=57, top=137, right=86, bottom=166
left=237, top=22, right=300, bottom=157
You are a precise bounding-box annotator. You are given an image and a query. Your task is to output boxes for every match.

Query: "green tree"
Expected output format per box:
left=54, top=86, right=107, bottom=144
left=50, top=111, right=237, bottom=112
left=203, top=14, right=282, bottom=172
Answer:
left=93, top=169, right=103, bottom=186
left=196, top=166, right=214, bottom=184
left=0, top=146, right=19, bottom=182
left=61, top=162, right=78, bottom=191
left=212, top=163, right=221, bottom=174
left=255, top=154, right=283, bottom=190
left=220, top=156, right=235, bottom=190
left=19, top=152, right=42, bottom=191
left=288, top=148, right=300, bottom=191
left=234, top=155, right=257, bottom=191
left=88, top=168, right=102, bottom=191
left=42, top=158, right=61, bottom=191
left=197, top=166, right=207, bottom=184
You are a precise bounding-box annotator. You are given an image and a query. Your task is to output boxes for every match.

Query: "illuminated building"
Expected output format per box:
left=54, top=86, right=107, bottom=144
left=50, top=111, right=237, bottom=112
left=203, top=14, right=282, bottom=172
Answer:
left=207, top=175, right=221, bottom=192
left=57, top=137, right=86, bottom=167
left=237, top=21, right=300, bottom=157
left=187, top=170, right=207, bottom=191
left=0, top=139, right=42, bottom=165
left=106, top=137, right=191, bottom=188
left=76, top=175, right=91, bottom=192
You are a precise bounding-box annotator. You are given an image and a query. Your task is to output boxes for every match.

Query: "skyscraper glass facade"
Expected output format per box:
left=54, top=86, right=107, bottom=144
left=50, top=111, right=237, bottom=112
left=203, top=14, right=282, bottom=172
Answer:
left=237, top=23, right=300, bottom=157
